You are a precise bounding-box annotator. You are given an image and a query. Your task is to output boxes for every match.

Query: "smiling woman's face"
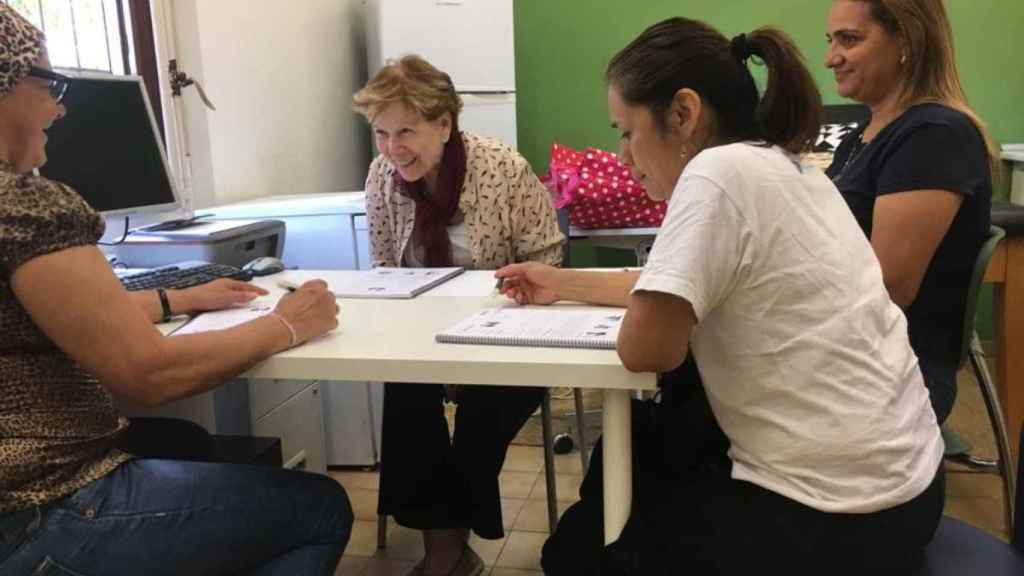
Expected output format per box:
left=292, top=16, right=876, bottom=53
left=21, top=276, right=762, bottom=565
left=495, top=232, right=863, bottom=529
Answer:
left=0, top=51, right=66, bottom=174
left=607, top=84, right=686, bottom=202
left=824, top=0, right=905, bottom=107
left=371, top=101, right=451, bottom=186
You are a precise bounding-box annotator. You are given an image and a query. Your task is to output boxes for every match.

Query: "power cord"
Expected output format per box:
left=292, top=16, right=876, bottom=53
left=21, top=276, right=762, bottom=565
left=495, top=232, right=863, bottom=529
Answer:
left=97, top=216, right=130, bottom=246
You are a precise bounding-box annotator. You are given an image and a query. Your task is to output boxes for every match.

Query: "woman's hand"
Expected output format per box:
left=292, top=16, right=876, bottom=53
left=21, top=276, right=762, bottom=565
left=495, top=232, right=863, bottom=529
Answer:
left=171, top=279, right=268, bottom=315
left=272, top=280, right=340, bottom=345
left=495, top=263, right=563, bottom=305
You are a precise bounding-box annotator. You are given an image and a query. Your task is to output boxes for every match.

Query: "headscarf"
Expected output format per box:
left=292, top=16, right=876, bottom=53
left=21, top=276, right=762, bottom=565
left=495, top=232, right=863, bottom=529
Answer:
left=0, top=5, right=45, bottom=98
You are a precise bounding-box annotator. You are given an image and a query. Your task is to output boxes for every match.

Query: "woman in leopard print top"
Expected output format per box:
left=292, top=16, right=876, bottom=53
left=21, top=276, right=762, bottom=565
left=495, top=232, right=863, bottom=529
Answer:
left=0, top=6, right=352, bottom=575
left=354, top=55, right=564, bottom=576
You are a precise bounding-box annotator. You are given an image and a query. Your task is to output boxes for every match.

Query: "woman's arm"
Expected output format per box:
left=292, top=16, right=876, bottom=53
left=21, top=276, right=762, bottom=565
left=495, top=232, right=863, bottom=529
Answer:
left=871, top=190, right=962, bottom=308
left=495, top=263, right=693, bottom=371
left=617, top=290, right=696, bottom=373
left=507, top=157, right=566, bottom=266
left=496, top=263, right=640, bottom=307
left=365, top=158, right=401, bottom=268
left=12, top=245, right=338, bottom=406
left=128, top=280, right=268, bottom=323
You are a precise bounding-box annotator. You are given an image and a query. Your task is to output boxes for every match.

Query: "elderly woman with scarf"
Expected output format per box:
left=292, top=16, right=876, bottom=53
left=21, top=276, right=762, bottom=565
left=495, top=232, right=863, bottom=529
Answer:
left=354, top=55, right=564, bottom=576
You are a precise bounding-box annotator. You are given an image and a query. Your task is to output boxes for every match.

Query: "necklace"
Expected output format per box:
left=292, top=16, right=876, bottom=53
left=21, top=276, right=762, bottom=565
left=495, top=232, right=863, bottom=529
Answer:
left=837, top=136, right=869, bottom=178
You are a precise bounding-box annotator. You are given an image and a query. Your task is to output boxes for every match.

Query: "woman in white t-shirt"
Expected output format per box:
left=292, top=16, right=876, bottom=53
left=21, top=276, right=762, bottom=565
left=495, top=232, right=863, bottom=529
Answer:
left=496, top=17, right=944, bottom=576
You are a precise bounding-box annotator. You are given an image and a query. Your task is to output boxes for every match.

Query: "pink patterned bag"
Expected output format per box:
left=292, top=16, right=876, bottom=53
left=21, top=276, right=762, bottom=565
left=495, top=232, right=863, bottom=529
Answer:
left=542, top=142, right=666, bottom=229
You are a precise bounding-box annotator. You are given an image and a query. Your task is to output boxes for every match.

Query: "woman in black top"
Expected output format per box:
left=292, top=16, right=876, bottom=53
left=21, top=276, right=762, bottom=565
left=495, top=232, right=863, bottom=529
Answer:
left=824, top=0, right=998, bottom=423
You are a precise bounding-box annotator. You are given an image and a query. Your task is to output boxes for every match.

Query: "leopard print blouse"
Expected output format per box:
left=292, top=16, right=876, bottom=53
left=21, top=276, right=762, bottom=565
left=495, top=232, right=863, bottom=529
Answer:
left=0, top=160, right=131, bottom=513
left=365, top=132, right=565, bottom=269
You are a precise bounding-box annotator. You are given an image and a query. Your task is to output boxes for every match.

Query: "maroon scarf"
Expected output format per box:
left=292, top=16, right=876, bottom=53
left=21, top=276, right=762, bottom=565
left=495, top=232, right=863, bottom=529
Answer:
left=398, top=123, right=467, bottom=267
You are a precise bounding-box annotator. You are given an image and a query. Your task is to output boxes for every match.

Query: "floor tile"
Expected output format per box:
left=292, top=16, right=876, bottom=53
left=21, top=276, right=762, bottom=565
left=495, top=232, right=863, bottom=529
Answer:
left=512, top=499, right=571, bottom=533
left=503, top=445, right=545, bottom=473
left=528, top=473, right=582, bottom=503
left=470, top=533, right=508, bottom=566
left=346, top=519, right=384, bottom=557
left=331, top=469, right=381, bottom=491
left=495, top=531, right=547, bottom=570
left=348, top=488, right=381, bottom=522
left=335, top=555, right=369, bottom=576
left=375, top=524, right=424, bottom=561
left=501, top=498, right=527, bottom=530
left=499, top=470, right=540, bottom=499
left=551, top=451, right=586, bottom=476
left=361, top=558, right=418, bottom=576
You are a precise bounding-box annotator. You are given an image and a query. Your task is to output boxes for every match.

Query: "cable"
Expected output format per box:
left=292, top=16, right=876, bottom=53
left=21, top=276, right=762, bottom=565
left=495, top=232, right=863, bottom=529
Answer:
left=97, top=216, right=130, bottom=246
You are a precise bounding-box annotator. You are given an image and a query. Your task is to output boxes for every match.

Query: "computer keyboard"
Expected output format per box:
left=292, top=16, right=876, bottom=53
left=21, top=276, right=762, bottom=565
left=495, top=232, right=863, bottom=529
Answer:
left=119, top=261, right=254, bottom=291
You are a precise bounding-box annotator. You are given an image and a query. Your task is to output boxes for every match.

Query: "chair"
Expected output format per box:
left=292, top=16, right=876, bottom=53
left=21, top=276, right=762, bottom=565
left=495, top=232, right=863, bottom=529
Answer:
left=915, top=419, right=1024, bottom=574
left=941, top=226, right=1016, bottom=532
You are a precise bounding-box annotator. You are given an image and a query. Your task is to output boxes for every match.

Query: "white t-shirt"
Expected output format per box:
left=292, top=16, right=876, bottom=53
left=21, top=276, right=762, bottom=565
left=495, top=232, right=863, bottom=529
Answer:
left=634, top=143, right=943, bottom=514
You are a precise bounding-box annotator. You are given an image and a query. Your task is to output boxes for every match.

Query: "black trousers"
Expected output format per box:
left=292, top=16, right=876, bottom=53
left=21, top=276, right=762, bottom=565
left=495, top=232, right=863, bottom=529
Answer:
left=541, top=357, right=946, bottom=576
left=377, top=382, right=544, bottom=539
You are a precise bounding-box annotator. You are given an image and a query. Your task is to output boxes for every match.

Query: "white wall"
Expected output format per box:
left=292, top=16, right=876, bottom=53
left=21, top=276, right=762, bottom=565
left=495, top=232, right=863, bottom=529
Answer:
left=165, top=0, right=371, bottom=209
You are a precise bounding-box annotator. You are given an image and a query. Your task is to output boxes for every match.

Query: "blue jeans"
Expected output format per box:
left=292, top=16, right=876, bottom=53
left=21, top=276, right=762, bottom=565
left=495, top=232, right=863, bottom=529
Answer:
left=0, top=459, right=353, bottom=575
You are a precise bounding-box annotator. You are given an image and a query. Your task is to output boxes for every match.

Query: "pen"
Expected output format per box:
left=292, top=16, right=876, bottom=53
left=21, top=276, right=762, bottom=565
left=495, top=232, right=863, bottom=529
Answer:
left=491, top=277, right=505, bottom=296
left=277, top=280, right=299, bottom=292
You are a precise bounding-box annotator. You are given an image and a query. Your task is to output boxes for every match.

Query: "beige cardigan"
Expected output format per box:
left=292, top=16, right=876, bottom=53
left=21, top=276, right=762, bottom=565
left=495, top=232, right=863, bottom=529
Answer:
left=364, top=132, right=565, bottom=269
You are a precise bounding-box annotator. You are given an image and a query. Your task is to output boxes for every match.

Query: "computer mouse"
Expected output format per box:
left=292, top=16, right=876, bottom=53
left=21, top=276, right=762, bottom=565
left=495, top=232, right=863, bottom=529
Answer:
left=242, top=256, right=286, bottom=277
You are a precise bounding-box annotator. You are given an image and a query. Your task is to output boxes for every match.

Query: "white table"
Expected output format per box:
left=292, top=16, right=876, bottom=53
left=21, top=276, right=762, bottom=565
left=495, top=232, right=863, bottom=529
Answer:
left=237, top=270, right=657, bottom=544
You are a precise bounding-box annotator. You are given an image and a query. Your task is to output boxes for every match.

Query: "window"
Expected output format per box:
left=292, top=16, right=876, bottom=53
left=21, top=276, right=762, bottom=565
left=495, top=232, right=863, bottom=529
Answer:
left=4, top=0, right=163, bottom=137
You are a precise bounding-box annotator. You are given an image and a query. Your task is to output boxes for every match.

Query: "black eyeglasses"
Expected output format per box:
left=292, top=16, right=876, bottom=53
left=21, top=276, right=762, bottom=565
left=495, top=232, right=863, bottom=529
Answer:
left=27, top=66, right=70, bottom=104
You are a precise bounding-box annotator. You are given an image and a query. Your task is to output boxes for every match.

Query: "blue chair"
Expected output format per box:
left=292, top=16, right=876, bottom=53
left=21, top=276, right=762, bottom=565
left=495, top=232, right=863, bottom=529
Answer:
left=916, top=420, right=1024, bottom=574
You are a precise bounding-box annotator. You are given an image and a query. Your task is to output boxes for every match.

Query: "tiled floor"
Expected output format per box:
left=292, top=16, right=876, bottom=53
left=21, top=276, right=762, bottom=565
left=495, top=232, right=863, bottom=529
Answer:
left=330, top=366, right=1011, bottom=575
left=331, top=445, right=583, bottom=575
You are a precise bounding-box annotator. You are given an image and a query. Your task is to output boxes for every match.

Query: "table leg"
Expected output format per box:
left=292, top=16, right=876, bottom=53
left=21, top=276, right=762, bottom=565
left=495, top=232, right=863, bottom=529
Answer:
left=602, top=389, right=632, bottom=544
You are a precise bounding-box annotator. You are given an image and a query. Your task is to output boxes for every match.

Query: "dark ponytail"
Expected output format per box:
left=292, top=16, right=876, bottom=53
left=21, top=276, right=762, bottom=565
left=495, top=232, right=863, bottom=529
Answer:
left=745, top=28, right=822, bottom=154
left=607, top=18, right=822, bottom=155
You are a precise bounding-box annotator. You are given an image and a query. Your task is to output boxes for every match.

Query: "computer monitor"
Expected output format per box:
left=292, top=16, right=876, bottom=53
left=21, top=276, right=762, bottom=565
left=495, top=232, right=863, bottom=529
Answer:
left=39, top=72, right=181, bottom=217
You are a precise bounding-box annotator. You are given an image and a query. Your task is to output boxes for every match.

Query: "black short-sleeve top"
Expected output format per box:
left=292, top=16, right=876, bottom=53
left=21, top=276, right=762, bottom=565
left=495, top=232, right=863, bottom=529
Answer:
left=0, top=160, right=131, bottom=513
left=826, top=103, right=992, bottom=365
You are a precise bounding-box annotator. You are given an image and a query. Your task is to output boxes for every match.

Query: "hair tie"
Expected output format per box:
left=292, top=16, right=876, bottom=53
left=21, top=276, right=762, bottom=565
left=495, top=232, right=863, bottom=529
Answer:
left=730, top=33, right=752, bottom=62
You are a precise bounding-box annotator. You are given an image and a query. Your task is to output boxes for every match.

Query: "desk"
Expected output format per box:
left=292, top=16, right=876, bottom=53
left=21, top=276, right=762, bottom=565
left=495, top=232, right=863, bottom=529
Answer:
left=573, top=226, right=1024, bottom=458
left=242, top=270, right=657, bottom=544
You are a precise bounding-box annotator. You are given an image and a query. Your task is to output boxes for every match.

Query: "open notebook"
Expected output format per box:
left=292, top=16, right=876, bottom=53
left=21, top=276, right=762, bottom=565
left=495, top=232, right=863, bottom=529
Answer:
left=281, top=267, right=464, bottom=299
left=436, top=307, right=624, bottom=350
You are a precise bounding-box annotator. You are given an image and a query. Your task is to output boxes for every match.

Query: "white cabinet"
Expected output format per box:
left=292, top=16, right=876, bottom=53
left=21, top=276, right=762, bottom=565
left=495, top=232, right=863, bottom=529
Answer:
left=1003, top=147, right=1024, bottom=206
left=250, top=380, right=326, bottom=474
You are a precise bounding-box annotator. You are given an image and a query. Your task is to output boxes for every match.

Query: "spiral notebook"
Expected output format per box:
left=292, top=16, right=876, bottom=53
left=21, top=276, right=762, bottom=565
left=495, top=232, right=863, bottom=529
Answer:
left=436, top=307, right=624, bottom=350
left=280, top=267, right=464, bottom=299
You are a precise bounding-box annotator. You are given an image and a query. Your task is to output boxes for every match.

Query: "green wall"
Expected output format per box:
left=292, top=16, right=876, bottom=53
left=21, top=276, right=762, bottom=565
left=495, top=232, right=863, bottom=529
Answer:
left=513, top=0, right=1024, bottom=336
left=513, top=0, right=1024, bottom=175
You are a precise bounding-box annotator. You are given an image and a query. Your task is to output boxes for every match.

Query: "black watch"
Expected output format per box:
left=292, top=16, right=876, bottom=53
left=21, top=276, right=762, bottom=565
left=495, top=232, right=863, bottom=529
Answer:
left=156, top=288, right=173, bottom=323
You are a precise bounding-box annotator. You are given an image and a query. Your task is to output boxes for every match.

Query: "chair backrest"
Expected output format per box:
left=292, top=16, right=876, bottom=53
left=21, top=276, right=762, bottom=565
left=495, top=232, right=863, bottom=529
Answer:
left=958, top=226, right=1006, bottom=369
left=556, top=207, right=571, bottom=267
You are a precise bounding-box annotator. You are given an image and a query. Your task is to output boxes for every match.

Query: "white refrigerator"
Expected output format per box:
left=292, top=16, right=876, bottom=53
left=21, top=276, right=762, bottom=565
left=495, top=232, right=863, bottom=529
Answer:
left=364, top=0, right=518, bottom=148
